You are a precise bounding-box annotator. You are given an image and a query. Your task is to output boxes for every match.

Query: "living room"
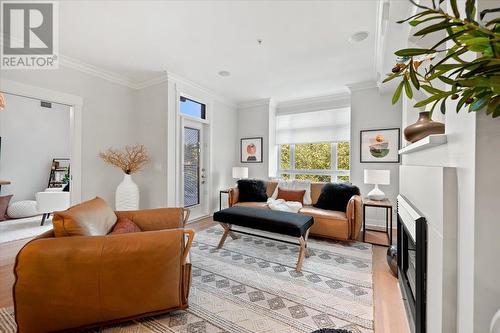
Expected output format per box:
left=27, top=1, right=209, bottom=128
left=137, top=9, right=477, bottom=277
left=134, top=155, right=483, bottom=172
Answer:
left=0, top=1, right=499, bottom=333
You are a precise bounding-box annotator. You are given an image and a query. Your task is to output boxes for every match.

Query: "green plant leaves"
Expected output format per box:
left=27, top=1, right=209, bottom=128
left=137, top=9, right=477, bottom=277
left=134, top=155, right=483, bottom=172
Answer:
left=409, top=61, right=420, bottom=89
left=385, top=0, right=500, bottom=118
left=392, top=80, right=405, bottom=105
left=414, top=21, right=462, bottom=37
left=465, top=0, right=476, bottom=21
left=395, top=48, right=434, bottom=56
left=450, top=0, right=460, bottom=18
left=404, top=79, right=413, bottom=98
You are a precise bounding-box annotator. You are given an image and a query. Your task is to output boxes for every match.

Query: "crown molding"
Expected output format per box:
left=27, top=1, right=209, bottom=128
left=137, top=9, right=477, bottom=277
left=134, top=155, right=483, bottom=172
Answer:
left=59, top=55, right=138, bottom=89
left=237, top=98, right=272, bottom=110
left=346, top=80, right=379, bottom=92
left=277, top=91, right=350, bottom=108
left=166, top=71, right=237, bottom=109
left=134, top=74, right=169, bottom=89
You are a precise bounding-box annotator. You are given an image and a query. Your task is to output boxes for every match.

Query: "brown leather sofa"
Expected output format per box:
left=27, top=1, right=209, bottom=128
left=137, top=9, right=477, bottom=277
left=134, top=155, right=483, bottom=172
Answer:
left=13, top=197, right=194, bottom=333
left=228, top=181, right=363, bottom=241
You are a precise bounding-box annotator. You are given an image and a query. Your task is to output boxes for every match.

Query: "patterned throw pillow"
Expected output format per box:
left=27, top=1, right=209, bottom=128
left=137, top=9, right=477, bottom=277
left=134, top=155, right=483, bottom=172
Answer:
left=109, top=217, right=142, bottom=235
left=276, top=188, right=306, bottom=204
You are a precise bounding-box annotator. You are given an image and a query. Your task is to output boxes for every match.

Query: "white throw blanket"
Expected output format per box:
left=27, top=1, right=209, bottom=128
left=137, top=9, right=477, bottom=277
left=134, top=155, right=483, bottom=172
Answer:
left=267, top=198, right=303, bottom=213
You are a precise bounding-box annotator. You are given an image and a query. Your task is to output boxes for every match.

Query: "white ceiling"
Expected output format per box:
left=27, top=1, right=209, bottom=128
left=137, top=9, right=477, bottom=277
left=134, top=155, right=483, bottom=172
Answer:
left=59, top=1, right=383, bottom=103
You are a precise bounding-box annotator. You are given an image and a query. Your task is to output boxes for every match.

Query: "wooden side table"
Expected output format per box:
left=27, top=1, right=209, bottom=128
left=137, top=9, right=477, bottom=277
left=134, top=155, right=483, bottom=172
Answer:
left=362, top=197, right=393, bottom=246
left=219, top=189, right=230, bottom=211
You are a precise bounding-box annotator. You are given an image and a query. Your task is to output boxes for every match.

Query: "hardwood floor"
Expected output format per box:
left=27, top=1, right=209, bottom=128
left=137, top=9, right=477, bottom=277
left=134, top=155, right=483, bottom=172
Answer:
left=0, top=217, right=409, bottom=332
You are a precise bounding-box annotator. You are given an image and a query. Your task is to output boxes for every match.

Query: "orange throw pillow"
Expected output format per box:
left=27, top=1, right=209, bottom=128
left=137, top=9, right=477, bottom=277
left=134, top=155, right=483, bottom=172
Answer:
left=277, top=188, right=306, bottom=204
left=109, top=217, right=142, bottom=235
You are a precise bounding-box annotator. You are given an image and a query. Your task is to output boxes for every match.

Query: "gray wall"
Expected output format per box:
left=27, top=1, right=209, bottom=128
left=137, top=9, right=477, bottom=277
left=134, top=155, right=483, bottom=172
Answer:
left=0, top=66, right=137, bottom=205
left=236, top=101, right=271, bottom=180
left=134, top=82, right=169, bottom=209
left=350, top=87, right=402, bottom=227
left=0, top=94, right=70, bottom=201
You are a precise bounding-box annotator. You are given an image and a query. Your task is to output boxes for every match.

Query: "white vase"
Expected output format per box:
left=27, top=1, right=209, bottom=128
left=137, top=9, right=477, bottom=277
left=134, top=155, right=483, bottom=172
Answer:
left=115, top=174, right=139, bottom=211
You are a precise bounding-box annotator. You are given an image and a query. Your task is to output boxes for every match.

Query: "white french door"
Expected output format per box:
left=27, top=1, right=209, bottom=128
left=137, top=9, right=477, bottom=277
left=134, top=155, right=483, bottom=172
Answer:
left=181, top=118, right=208, bottom=220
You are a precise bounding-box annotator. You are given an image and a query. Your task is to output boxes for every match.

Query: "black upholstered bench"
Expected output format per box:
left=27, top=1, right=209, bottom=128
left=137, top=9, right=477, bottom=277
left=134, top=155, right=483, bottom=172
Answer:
left=213, top=206, right=314, bottom=272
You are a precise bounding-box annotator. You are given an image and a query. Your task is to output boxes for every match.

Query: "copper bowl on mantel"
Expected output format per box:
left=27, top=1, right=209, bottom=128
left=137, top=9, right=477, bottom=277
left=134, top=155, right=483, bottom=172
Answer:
left=404, top=111, right=445, bottom=143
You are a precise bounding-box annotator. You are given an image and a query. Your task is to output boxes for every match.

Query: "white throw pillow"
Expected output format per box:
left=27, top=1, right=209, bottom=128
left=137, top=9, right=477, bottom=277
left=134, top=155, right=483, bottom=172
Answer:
left=271, top=179, right=312, bottom=205
left=7, top=200, right=39, bottom=219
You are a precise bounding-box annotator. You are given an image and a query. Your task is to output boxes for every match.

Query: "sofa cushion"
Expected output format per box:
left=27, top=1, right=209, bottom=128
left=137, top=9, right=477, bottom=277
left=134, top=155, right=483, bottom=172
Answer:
left=234, top=202, right=269, bottom=209
left=237, top=179, right=267, bottom=202
left=313, top=183, right=360, bottom=212
left=277, top=188, right=306, bottom=203
left=0, top=195, right=13, bottom=221
left=299, top=206, right=347, bottom=221
left=52, top=197, right=117, bottom=237
left=109, top=217, right=142, bottom=235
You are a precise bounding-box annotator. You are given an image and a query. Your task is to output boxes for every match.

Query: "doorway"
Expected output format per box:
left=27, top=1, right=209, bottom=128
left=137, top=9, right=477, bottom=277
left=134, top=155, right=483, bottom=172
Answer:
left=181, top=118, right=209, bottom=220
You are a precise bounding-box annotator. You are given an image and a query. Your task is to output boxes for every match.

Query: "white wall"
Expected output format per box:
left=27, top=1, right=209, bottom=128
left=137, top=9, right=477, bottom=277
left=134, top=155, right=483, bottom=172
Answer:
left=350, top=87, right=402, bottom=228
left=0, top=66, right=137, bottom=205
left=0, top=94, right=70, bottom=201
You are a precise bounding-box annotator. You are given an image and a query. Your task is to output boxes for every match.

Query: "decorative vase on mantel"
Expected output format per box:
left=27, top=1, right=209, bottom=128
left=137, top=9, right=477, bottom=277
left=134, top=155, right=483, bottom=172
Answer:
left=115, top=173, right=139, bottom=211
left=404, top=111, right=445, bottom=143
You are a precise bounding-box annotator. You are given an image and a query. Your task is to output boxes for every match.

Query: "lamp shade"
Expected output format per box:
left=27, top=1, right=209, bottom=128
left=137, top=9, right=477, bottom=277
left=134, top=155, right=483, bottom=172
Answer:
left=232, top=167, right=248, bottom=179
left=364, top=169, right=390, bottom=185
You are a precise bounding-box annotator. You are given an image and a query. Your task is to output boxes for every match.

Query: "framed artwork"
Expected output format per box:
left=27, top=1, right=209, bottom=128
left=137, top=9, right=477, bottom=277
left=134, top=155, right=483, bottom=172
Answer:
left=360, top=128, right=401, bottom=163
left=241, top=137, right=263, bottom=163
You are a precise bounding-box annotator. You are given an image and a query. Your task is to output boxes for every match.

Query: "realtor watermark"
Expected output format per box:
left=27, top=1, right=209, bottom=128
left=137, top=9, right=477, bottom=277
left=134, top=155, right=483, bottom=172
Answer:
left=1, top=1, right=59, bottom=69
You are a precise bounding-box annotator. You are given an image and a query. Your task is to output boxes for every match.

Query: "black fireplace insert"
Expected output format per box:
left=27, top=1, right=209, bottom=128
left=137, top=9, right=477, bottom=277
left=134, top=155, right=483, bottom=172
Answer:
left=397, top=195, right=427, bottom=333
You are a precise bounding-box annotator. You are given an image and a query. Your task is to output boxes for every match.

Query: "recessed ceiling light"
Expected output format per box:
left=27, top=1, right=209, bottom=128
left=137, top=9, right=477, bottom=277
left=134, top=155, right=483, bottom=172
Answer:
left=349, top=31, right=369, bottom=43
left=218, top=70, right=231, bottom=77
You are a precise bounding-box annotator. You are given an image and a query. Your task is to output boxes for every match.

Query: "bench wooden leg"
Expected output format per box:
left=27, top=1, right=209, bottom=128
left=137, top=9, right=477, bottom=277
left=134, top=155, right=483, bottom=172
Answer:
left=217, top=223, right=232, bottom=249
left=296, top=236, right=306, bottom=272
left=304, top=229, right=312, bottom=258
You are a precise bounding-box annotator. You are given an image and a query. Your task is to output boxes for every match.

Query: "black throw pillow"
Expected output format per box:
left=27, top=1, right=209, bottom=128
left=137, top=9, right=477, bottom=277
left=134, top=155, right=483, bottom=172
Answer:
left=237, top=179, right=268, bottom=202
left=313, top=182, right=360, bottom=212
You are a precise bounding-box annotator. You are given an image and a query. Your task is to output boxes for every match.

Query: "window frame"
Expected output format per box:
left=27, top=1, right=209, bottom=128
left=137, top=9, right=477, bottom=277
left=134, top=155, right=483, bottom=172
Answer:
left=277, top=141, right=350, bottom=182
left=179, top=96, right=207, bottom=121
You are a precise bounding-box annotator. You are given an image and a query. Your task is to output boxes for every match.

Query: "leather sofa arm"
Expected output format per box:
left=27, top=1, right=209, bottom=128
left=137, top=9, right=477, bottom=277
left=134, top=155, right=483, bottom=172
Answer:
left=228, top=187, right=239, bottom=207
left=14, top=228, right=194, bottom=333
left=116, top=207, right=190, bottom=231
left=346, top=195, right=363, bottom=240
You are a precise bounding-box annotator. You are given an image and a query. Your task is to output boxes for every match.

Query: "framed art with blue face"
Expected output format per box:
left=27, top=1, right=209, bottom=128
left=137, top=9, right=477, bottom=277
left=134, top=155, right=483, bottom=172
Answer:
left=360, top=128, right=401, bottom=163
left=241, top=137, right=263, bottom=163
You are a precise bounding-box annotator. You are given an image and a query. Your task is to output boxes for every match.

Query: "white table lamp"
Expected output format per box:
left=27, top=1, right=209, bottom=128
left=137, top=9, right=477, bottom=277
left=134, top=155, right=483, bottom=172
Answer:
left=364, top=169, right=390, bottom=201
left=232, top=167, right=248, bottom=180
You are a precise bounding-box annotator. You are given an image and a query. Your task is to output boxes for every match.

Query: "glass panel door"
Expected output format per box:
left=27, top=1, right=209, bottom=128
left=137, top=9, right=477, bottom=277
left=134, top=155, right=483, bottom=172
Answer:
left=183, top=127, right=200, bottom=207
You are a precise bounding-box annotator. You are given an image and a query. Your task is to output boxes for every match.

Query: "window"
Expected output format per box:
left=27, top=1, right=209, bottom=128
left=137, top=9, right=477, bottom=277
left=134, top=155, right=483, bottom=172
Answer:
left=180, top=96, right=206, bottom=120
left=278, top=142, right=350, bottom=182
left=276, top=107, right=351, bottom=183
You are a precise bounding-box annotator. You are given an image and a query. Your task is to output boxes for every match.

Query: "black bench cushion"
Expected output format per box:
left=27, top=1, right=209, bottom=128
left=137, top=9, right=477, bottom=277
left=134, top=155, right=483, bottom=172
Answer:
left=213, top=206, right=314, bottom=238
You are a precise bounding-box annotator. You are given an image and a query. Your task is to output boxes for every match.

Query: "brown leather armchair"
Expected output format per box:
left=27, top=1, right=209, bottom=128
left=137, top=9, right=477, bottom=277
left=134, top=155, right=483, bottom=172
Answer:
left=13, top=205, right=194, bottom=333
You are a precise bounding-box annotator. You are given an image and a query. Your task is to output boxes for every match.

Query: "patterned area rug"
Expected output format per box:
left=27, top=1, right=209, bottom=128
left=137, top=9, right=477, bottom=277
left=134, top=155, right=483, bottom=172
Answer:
left=0, top=226, right=373, bottom=332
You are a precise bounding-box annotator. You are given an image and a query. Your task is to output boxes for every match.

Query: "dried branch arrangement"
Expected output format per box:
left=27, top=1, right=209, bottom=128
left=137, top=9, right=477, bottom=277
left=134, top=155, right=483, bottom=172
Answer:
left=99, top=144, right=150, bottom=174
